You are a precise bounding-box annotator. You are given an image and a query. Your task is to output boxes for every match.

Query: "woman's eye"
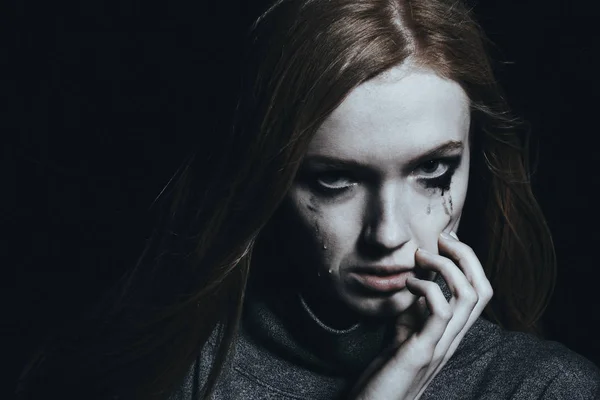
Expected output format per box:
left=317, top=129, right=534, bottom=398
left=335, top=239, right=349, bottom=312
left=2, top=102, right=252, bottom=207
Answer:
left=415, top=156, right=462, bottom=190
left=315, top=173, right=357, bottom=190
left=417, top=160, right=448, bottom=177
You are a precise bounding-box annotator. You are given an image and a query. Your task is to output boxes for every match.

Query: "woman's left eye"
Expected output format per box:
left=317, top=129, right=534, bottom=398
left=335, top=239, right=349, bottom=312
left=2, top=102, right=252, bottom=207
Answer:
left=417, top=160, right=448, bottom=178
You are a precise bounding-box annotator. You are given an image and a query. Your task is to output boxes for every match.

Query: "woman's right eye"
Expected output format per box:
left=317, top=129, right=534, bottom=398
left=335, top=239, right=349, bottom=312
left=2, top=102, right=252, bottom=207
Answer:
left=314, top=172, right=357, bottom=192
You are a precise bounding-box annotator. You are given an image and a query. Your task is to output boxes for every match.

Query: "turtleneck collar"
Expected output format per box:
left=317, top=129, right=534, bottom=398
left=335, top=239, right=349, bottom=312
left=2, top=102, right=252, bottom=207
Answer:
left=241, top=271, right=481, bottom=378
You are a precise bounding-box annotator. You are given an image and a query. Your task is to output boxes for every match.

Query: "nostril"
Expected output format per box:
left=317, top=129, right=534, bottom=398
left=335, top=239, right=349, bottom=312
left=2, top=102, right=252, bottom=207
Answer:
left=359, top=224, right=410, bottom=260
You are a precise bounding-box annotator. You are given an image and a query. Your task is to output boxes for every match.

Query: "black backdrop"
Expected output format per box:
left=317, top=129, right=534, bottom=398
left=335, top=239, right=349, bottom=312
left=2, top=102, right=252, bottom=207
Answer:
left=6, top=0, right=600, bottom=397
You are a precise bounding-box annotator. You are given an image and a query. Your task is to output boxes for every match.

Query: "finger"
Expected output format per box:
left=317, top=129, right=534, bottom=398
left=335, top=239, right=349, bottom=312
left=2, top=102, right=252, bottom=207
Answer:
left=437, top=232, right=493, bottom=333
left=404, top=277, right=452, bottom=348
left=438, top=233, right=494, bottom=304
left=426, top=233, right=493, bottom=368
left=395, top=298, right=427, bottom=343
left=414, top=248, right=478, bottom=308
left=413, top=248, right=478, bottom=363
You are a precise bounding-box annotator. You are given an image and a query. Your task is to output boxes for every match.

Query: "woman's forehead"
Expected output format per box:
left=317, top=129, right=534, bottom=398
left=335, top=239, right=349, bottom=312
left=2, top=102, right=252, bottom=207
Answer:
left=307, top=64, right=470, bottom=163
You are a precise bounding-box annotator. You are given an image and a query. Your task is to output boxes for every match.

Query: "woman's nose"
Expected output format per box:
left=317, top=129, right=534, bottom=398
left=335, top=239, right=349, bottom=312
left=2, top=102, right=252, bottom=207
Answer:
left=362, top=185, right=411, bottom=252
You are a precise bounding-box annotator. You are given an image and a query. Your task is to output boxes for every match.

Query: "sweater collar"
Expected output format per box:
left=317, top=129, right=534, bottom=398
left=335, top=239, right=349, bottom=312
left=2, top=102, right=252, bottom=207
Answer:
left=242, top=272, right=488, bottom=376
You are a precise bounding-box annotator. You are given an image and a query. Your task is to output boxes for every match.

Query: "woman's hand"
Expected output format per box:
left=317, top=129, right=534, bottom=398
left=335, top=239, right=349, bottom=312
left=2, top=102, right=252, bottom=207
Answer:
left=348, top=231, right=493, bottom=400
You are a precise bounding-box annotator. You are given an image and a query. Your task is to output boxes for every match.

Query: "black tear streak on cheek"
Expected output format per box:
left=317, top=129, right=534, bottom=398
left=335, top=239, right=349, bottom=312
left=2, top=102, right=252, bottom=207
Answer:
left=423, top=173, right=452, bottom=196
left=307, top=194, right=320, bottom=214
left=307, top=195, right=326, bottom=248
left=439, top=178, right=451, bottom=197
left=312, top=219, right=328, bottom=252
left=439, top=176, right=453, bottom=216
left=441, top=193, right=450, bottom=216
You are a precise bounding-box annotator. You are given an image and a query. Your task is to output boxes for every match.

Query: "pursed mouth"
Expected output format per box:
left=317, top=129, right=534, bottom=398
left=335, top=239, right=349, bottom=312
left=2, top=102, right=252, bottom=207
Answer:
left=350, top=265, right=414, bottom=276
left=347, top=269, right=415, bottom=293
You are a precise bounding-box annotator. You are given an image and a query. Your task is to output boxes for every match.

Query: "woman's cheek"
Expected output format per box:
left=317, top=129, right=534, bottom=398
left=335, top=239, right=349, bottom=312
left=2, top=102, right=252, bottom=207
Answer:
left=307, top=199, right=362, bottom=273
left=310, top=213, right=342, bottom=266
left=446, top=173, right=469, bottom=227
left=274, top=192, right=320, bottom=268
left=419, top=178, right=468, bottom=250
left=284, top=194, right=339, bottom=272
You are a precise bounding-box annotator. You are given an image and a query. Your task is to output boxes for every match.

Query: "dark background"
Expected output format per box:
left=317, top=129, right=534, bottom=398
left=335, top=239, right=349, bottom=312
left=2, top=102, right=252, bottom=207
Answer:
left=6, top=0, right=600, bottom=397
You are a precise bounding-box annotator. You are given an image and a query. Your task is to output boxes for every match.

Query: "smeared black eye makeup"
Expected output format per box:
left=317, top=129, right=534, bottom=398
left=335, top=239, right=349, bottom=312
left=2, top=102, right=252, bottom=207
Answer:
left=416, top=155, right=462, bottom=193
left=296, top=152, right=462, bottom=198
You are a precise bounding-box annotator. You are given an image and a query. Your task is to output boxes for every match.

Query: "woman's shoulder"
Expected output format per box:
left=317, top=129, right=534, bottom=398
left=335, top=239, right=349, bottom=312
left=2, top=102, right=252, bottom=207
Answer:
left=436, top=317, right=600, bottom=399
left=497, top=326, right=600, bottom=397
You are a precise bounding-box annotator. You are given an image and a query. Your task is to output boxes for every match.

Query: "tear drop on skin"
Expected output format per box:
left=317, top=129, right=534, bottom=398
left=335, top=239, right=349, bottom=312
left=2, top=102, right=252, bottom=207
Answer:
left=323, top=244, right=328, bottom=250
left=426, top=203, right=431, bottom=215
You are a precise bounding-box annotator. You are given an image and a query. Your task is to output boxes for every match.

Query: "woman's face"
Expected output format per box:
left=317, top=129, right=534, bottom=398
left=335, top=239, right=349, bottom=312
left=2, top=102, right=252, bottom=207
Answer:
left=279, top=62, right=471, bottom=318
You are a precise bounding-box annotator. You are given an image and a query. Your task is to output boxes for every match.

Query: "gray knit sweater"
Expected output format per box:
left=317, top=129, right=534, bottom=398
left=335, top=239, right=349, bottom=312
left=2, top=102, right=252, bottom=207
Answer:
left=170, top=275, right=600, bottom=399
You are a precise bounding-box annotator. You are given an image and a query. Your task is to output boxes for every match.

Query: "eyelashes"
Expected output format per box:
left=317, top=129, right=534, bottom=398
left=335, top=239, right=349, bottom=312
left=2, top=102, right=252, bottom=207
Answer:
left=302, top=156, right=462, bottom=196
left=416, top=156, right=462, bottom=190
left=313, top=172, right=358, bottom=192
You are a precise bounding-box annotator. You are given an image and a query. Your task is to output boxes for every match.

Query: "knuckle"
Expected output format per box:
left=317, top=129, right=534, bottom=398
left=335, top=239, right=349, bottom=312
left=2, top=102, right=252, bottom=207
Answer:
left=460, top=287, right=479, bottom=305
left=437, top=305, right=453, bottom=321
left=463, top=244, right=476, bottom=257
left=432, top=351, right=447, bottom=365
left=454, top=244, right=476, bottom=265
left=413, top=353, right=434, bottom=370
left=453, top=252, right=466, bottom=266
left=480, top=283, right=494, bottom=301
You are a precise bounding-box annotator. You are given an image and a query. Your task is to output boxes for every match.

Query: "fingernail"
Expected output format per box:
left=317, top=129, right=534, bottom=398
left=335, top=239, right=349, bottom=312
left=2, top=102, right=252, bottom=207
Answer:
left=440, top=232, right=453, bottom=240
left=450, top=231, right=459, bottom=240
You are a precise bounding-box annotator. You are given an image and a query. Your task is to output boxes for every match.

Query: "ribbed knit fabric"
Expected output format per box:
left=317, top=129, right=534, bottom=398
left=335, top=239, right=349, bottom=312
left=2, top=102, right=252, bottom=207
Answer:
left=170, top=274, right=600, bottom=399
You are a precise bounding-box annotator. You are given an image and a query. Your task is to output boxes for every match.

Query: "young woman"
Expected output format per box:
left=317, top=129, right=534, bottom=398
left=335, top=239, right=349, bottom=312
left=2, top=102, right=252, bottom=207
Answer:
left=17, top=0, right=600, bottom=399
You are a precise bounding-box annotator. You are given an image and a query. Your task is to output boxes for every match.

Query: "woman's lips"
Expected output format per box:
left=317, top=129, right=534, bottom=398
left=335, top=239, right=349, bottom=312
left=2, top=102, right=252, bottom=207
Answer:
left=349, top=267, right=415, bottom=293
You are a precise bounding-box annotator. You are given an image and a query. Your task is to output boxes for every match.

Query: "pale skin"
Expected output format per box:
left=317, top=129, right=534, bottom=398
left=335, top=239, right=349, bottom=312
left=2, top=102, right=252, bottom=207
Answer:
left=278, top=61, right=493, bottom=399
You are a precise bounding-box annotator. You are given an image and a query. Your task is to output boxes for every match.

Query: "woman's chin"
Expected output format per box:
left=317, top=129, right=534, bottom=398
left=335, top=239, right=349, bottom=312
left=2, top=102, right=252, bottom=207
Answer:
left=340, top=288, right=420, bottom=319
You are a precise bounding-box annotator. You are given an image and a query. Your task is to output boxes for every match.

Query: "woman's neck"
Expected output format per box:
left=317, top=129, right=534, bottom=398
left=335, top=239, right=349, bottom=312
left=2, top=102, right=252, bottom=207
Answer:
left=244, top=268, right=396, bottom=376
left=297, top=277, right=363, bottom=332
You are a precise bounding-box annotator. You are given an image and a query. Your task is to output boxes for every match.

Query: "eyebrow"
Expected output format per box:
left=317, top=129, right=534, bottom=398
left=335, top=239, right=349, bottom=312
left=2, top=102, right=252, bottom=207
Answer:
left=407, top=140, right=464, bottom=168
left=303, top=140, right=464, bottom=172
